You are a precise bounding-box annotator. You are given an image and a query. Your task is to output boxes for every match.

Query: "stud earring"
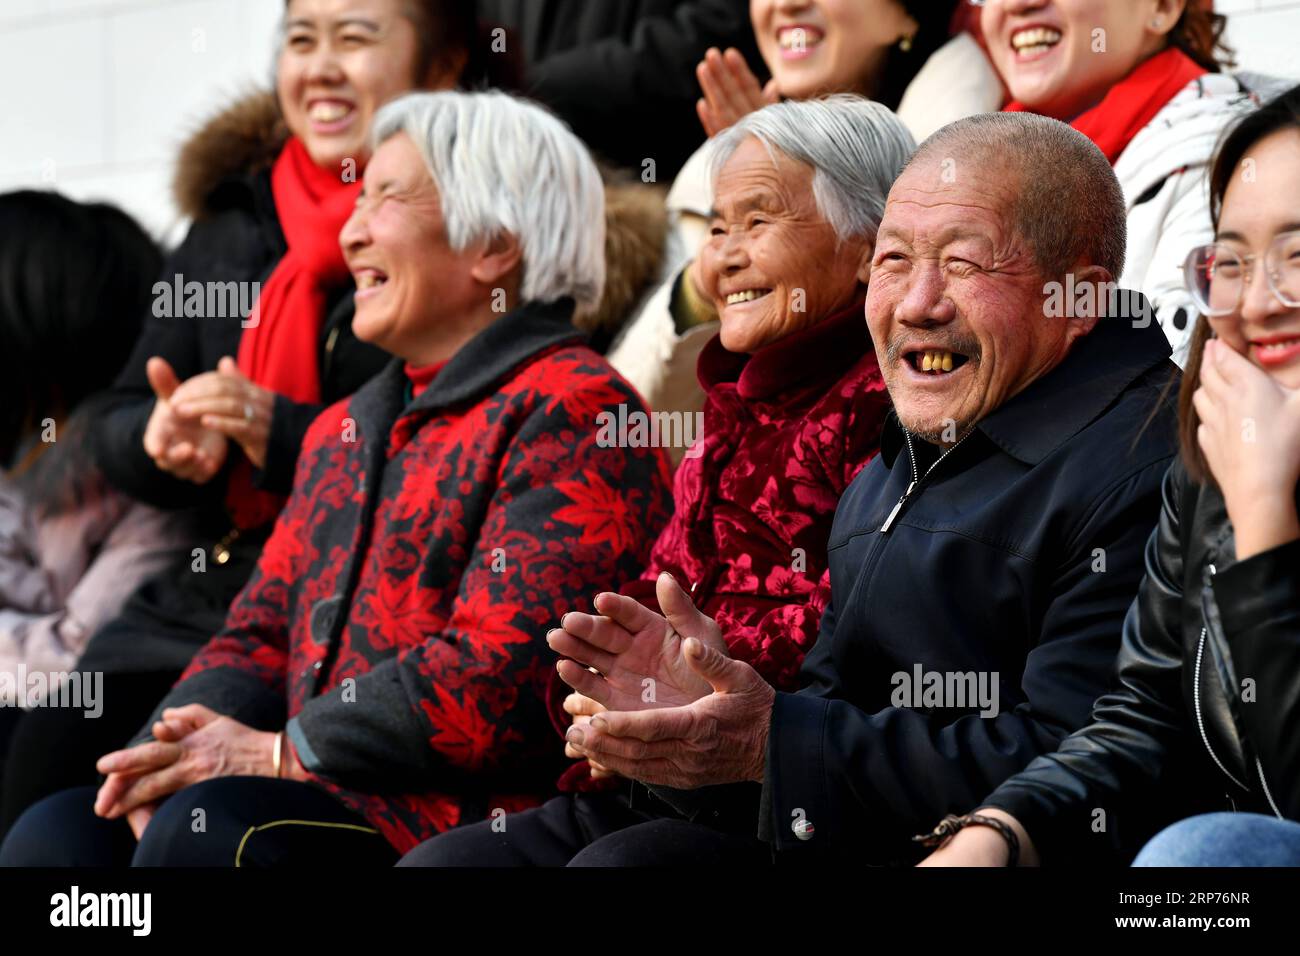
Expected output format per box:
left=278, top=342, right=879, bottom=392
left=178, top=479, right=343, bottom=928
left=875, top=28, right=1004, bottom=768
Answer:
left=899, top=33, right=914, bottom=53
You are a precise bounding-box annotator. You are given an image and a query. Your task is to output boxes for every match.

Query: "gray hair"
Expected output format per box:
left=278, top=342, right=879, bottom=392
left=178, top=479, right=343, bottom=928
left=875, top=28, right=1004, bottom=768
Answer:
left=908, top=113, right=1128, bottom=280
left=372, top=90, right=606, bottom=309
left=708, top=94, right=916, bottom=242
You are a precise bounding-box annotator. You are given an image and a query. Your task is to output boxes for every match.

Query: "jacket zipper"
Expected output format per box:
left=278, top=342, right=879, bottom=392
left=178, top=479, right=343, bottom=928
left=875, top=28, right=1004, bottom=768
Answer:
left=1192, top=627, right=1247, bottom=791
left=1194, top=624, right=1286, bottom=818
left=1196, top=560, right=1283, bottom=816
left=880, top=430, right=968, bottom=533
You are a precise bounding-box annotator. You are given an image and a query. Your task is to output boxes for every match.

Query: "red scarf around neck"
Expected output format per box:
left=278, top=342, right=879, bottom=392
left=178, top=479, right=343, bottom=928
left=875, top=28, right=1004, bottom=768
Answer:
left=227, top=136, right=361, bottom=529
left=1005, top=47, right=1207, bottom=164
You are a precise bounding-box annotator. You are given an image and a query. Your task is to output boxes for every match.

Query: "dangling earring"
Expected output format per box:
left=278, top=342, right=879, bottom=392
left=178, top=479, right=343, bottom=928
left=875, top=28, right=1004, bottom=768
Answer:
left=899, top=33, right=914, bottom=53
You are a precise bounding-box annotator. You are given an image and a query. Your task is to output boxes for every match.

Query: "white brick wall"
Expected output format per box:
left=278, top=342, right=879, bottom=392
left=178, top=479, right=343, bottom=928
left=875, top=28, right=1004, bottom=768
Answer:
left=0, top=1, right=1297, bottom=240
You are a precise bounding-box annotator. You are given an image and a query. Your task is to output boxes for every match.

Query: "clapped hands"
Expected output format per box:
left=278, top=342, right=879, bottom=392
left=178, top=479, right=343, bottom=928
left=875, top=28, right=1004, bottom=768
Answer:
left=549, top=573, right=776, bottom=790
left=142, top=355, right=275, bottom=482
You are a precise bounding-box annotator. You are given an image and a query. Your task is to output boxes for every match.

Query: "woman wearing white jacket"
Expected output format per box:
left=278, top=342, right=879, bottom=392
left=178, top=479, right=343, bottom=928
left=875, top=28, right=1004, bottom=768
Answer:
left=607, top=1, right=1004, bottom=457
left=983, top=0, right=1285, bottom=366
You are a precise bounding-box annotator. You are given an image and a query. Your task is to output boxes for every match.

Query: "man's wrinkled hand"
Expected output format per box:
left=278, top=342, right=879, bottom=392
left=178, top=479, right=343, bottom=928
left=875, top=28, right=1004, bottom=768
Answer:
left=549, top=573, right=729, bottom=712
left=564, top=636, right=775, bottom=790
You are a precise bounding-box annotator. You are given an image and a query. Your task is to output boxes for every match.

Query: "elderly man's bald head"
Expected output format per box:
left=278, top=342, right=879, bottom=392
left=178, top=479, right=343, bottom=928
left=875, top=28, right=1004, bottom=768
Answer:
left=907, top=113, right=1127, bottom=282
left=866, top=112, right=1129, bottom=448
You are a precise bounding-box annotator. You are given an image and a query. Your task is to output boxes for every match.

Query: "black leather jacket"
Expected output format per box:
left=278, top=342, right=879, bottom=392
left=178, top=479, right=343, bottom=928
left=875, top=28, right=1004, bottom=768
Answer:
left=984, top=462, right=1300, bottom=863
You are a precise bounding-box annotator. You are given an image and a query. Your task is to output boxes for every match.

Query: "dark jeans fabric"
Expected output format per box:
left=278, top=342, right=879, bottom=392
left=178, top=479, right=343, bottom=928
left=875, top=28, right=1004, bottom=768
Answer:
left=0, top=669, right=180, bottom=839
left=0, top=777, right=398, bottom=867
left=398, top=792, right=772, bottom=867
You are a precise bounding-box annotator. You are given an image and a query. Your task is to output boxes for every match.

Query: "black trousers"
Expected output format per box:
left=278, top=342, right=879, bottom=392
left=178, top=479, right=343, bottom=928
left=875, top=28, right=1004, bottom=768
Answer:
left=0, top=707, right=23, bottom=784
left=0, top=669, right=179, bottom=839
left=0, top=777, right=398, bottom=867
left=397, top=792, right=772, bottom=867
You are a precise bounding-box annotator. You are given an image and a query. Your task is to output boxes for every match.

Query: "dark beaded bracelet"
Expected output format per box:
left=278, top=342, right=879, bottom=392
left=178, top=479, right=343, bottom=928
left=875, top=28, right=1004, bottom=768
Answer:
left=913, top=812, right=1021, bottom=867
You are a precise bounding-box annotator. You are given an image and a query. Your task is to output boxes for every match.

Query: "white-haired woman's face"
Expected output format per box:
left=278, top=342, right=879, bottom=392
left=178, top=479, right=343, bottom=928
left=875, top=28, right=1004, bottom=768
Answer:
left=701, top=136, right=873, bottom=354
left=340, top=133, right=488, bottom=363
left=278, top=0, right=451, bottom=171
left=982, top=0, right=1181, bottom=120
left=750, top=0, right=917, bottom=100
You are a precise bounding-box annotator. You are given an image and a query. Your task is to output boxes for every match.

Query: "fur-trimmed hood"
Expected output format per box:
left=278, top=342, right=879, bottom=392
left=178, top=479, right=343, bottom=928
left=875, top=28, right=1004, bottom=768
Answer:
left=171, top=92, right=666, bottom=338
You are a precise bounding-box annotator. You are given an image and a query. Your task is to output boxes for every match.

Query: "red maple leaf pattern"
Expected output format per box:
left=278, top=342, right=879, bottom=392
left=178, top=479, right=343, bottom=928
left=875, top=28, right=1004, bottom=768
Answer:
left=175, top=340, right=673, bottom=850
left=552, top=474, right=637, bottom=554
left=420, top=685, right=497, bottom=770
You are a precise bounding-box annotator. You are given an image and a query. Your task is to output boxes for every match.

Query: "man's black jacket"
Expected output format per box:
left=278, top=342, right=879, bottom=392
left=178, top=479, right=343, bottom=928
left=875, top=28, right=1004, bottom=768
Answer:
left=477, top=0, right=761, bottom=177
left=759, top=313, right=1180, bottom=863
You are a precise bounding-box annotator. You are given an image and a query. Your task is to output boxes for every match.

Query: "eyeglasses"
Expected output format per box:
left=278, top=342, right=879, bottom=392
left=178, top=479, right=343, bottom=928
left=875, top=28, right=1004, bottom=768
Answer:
left=1182, top=232, right=1300, bottom=317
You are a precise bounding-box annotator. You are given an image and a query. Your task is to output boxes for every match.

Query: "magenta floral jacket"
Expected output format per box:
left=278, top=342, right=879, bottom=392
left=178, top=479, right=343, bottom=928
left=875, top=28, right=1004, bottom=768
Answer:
left=631, top=300, right=890, bottom=687
left=558, top=300, right=892, bottom=791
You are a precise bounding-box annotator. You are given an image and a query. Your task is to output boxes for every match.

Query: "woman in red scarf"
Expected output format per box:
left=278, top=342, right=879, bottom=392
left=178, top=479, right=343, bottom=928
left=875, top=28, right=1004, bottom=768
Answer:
left=0, top=0, right=485, bottom=837
left=982, top=0, right=1280, bottom=365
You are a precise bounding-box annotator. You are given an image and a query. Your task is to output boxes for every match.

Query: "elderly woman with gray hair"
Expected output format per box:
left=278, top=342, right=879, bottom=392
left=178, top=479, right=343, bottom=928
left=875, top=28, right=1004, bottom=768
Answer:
left=399, top=95, right=915, bottom=867
left=0, top=91, right=673, bottom=868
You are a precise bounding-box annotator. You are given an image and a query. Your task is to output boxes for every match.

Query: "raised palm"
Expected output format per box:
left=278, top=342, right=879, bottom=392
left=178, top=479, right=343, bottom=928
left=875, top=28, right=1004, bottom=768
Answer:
left=549, top=573, right=729, bottom=712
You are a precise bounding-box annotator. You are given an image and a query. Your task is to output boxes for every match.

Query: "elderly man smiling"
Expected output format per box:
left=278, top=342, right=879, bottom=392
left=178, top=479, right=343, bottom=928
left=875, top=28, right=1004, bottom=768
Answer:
left=551, top=112, right=1184, bottom=865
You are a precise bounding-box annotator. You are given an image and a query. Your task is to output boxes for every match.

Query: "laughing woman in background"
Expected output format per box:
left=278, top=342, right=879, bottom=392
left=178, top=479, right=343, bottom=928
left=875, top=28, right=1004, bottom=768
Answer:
left=981, top=0, right=1287, bottom=364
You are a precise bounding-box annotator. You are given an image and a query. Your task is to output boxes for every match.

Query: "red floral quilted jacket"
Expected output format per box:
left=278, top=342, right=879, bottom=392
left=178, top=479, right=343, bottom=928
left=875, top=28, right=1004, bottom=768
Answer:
left=145, top=301, right=674, bottom=852
left=559, top=301, right=892, bottom=791
left=631, top=301, right=890, bottom=686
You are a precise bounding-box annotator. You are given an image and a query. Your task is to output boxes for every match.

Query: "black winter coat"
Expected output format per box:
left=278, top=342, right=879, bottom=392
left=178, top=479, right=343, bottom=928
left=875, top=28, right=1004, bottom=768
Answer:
left=758, top=312, right=1182, bottom=864
left=477, top=0, right=762, bottom=177
left=983, top=463, right=1300, bottom=863
left=81, top=98, right=387, bottom=674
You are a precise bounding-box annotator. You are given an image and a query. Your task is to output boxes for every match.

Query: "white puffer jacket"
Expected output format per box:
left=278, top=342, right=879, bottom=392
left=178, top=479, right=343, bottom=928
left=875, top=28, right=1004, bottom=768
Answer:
left=1116, top=70, right=1287, bottom=366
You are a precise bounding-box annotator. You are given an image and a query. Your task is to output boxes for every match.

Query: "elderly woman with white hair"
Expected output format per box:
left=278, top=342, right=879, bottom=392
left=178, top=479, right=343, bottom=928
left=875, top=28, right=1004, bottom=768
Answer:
left=398, top=95, right=915, bottom=868
left=0, top=91, right=673, bottom=868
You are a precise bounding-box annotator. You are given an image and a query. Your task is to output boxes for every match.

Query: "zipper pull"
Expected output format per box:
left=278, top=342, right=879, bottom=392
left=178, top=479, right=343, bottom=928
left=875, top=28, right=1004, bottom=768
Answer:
left=881, top=479, right=916, bottom=533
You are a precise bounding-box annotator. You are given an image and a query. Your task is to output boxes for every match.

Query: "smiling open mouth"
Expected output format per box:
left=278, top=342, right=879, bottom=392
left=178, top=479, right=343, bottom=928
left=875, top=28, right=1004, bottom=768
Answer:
left=356, top=270, right=388, bottom=291
left=726, top=289, right=772, bottom=305
left=1011, top=27, right=1062, bottom=58
left=777, top=26, right=823, bottom=52
left=907, top=349, right=970, bottom=375
left=308, top=99, right=356, bottom=126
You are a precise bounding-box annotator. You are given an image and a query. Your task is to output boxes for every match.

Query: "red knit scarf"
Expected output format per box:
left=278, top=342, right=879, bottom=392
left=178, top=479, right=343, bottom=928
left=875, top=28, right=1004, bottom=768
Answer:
left=226, top=137, right=361, bottom=529
left=1005, top=47, right=1206, bottom=164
